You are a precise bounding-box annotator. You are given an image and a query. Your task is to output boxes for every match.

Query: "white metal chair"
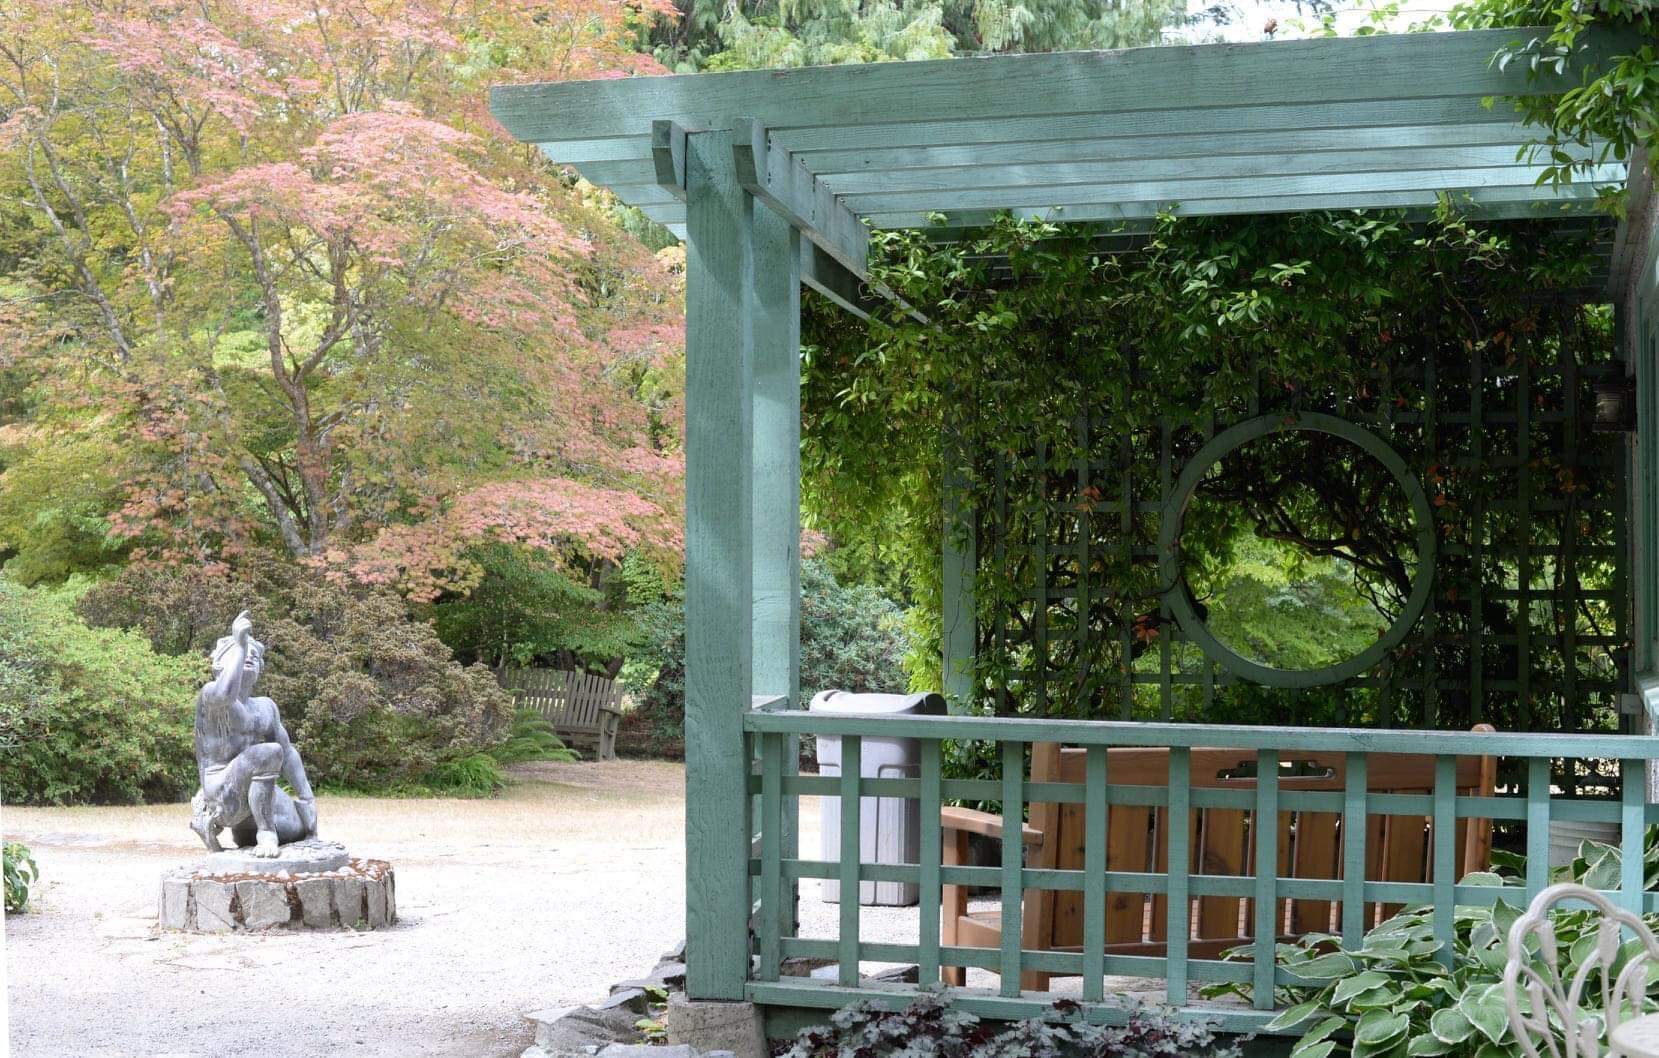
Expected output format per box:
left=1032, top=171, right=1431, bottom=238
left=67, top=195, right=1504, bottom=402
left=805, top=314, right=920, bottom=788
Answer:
left=1504, top=883, right=1659, bottom=1058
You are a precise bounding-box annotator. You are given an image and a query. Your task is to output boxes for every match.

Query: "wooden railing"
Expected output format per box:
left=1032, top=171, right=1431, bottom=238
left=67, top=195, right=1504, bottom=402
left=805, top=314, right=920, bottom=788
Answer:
left=742, top=705, right=1659, bottom=1033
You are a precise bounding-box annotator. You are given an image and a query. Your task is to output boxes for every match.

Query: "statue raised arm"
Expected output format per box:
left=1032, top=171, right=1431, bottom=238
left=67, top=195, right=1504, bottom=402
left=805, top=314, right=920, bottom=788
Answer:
left=190, top=611, right=318, bottom=857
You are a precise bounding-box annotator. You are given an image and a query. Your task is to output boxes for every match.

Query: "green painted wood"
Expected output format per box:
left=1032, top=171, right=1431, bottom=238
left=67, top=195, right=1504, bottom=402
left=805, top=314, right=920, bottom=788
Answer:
left=919, top=739, right=942, bottom=985
left=1623, top=758, right=1646, bottom=915
left=1083, top=745, right=1107, bottom=1003
left=683, top=128, right=756, bottom=1002
left=1526, top=758, right=1550, bottom=899
left=942, top=426, right=976, bottom=711
left=760, top=732, right=784, bottom=980
left=743, top=711, right=1659, bottom=759
left=1166, top=746, right=1191, bottom=1005
left=751, top=203, right=802, bottom=716
left=821, top=145, right=1587, bottom=195
left=1252, top=751, right=1279, bottom=1009
left=840, top=735, right=863, bottom=985
left=1000, top=739, right=1024, bottom=997
left=650, top=120, right=688, bottom=198
left=859, top=183, right=1607, bottom=230
left=794, top=122, right=1545, bottom=175
left=771, top=97, right=1527, bottom=154
left=799, top=241, right=875, bottom=319
left=733, top=117, right=869, bottom=283
left=1342, top=753, right=1367, bottom=947
left=834, top=163, right=1627, bottom=214
left=1432, top=756, right=1456, bottom=971
left=489, top=29, right=1627, bottom=144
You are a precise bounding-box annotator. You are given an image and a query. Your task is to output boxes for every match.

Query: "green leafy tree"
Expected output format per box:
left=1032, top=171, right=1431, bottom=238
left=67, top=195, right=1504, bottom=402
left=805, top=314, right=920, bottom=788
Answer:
left=648, top=0, right=1187, bottom=72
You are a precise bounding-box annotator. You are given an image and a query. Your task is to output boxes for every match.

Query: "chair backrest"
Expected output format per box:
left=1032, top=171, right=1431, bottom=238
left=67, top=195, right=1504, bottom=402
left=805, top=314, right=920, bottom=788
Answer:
left=1029, top=727, right=1498, bottom=954
left=1504, top=882, right=1659, bottom=1058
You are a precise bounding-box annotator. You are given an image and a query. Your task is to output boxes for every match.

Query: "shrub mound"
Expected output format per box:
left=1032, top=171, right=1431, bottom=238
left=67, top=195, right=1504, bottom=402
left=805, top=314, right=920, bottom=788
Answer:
left=0, top=579, right=198, bottom=804
left=78, top=560, right=514, bottom=794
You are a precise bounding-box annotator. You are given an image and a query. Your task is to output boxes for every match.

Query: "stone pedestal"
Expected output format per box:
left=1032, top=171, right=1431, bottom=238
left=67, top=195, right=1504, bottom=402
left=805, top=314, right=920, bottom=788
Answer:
left=158, top=840, right=395, bottom=932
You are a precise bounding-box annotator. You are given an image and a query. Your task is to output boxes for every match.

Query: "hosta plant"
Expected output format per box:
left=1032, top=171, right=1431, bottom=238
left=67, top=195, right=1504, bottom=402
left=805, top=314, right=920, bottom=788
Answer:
left=1203, top=848, right=1659, bottom=1058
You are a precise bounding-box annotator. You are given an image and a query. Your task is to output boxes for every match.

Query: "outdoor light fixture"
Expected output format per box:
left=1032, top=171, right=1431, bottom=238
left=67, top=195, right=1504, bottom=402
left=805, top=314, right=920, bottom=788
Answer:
left=1593, top=376, right=1638, bottom=432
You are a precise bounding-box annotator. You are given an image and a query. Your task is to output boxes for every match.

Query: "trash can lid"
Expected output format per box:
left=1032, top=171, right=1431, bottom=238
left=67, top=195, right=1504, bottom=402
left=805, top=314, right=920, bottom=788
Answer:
left=807, top=690, right=947, bottom=715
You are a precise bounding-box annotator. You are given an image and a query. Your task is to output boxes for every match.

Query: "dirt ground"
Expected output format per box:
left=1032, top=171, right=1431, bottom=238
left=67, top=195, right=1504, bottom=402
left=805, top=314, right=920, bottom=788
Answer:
left=3, top=760, right=689, bottom=1058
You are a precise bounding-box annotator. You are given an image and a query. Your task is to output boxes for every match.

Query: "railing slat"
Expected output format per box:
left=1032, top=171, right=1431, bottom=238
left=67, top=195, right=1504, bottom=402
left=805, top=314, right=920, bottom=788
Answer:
left=1623, top=757, right=1646, bottom=914
left=760, top=732, right=783, bottom=980
left=1525, top=757, right=1550, bottom=899
left=1083, top=745, right=1107, bottom=1003
left=1252, top=750, right=1278, bottom=1009
left=1166, top=747, right=1191, bottom=1005
left=839, top=735, right=862, bottom=986
left=1432, top=756, right=1456, bottom=970
left=1341, top=752, right=1367, bottom=946
left=1000, top=740, right=1024, bottom=997
left=919, top=739, right=942, bottom=986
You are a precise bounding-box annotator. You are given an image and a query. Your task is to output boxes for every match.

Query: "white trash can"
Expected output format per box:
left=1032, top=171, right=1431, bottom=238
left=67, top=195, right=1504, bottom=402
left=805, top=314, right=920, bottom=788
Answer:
left=812, top=689, right=947, bottom=907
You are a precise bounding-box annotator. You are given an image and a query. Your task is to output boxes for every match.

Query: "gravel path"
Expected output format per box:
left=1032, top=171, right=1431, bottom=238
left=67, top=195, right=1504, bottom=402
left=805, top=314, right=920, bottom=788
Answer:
left=4, top=761, right=690, bottom=1058
left=5, top=761, right=1033, bottom=1058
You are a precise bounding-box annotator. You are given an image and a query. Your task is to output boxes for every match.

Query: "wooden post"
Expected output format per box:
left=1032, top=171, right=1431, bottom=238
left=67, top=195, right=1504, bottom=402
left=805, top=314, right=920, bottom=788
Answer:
left=684, top=128, right=756, bottom=1001
left=751, top=201, right=803, bottom=937
left=942, top=428, right=976, bottom=711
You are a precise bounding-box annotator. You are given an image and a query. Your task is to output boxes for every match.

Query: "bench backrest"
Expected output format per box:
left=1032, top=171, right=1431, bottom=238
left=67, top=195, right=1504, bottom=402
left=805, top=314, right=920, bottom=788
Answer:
left=501, top=668, right=623, bottom=732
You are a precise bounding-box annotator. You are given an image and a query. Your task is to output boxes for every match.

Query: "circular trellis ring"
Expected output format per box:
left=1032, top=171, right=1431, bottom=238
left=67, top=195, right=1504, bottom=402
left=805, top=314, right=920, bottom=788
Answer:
left=1156, top=411, right=1436, bottom=688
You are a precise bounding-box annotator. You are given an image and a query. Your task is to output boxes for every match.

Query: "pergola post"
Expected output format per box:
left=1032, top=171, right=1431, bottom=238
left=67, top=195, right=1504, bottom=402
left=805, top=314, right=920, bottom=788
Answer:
left=683, top=127, right=757, bottom=1001
left=751, top=204, right=803, bottom=927
left=942, top=431, right=976, bottom=711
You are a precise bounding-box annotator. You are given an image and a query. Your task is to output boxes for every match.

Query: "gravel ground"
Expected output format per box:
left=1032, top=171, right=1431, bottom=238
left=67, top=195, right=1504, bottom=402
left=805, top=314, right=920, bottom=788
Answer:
left=4, top=760, right=691, bottom=1058
left=5, top=761, right=1125, bottom=1058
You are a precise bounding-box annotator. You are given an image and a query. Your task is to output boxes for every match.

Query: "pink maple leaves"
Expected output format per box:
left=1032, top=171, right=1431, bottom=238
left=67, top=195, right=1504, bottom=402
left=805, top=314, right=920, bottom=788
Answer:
left=344, top=477, right=683, bottom=601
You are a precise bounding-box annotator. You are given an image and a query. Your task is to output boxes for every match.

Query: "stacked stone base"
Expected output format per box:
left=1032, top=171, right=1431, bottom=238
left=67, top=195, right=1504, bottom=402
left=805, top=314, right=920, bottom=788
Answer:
left=159, top=849, right=395, bottom=932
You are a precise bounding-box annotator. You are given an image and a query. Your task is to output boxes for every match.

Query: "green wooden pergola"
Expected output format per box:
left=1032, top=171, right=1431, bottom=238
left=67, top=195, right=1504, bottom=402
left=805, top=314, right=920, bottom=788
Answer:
left=492, top=28, right=1659, bottom=1036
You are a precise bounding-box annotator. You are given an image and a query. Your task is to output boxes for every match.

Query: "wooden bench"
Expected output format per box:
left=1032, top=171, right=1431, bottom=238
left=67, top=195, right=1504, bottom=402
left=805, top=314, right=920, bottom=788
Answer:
left=943, top=726, right=1498, bottom=990
left=499, top=668, right=624, bottom=760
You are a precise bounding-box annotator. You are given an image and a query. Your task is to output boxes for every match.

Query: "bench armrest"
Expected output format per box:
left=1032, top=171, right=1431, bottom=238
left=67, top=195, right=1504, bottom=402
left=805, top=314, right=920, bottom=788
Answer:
left=941, top=805, right=1044, bottom=846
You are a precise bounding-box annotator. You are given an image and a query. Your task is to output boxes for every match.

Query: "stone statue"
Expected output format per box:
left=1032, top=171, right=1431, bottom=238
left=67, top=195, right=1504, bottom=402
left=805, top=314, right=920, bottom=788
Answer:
left=190, top=610, right=318, bottom=857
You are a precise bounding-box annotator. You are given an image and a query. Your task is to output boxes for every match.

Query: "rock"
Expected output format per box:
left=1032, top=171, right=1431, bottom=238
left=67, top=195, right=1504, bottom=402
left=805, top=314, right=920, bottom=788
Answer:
left=652, top=961, right=687, bottom=989
left=597, top=988, right=650, bottom=1014
left=236, top=880, right=292, bottom=929
left=660, top=939, right=687, bottom=963
left=200, top=838, right=349, bottom=875
left=159, top=874, right=193, bottom=930
left=334, top=877, right=367, bottom=927
left=666, top=995, right=767, bottom=1058
left=296, top=877, right=335, bottom=928
left=194, top=879, right=236, bottom=932
left=532, top=1004, right=642, bottom=1052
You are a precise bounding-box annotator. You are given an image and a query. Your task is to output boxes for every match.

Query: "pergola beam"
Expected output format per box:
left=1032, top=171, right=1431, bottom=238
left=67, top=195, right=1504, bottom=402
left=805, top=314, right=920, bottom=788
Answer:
left=491, top=28, right=1631, bottom=145
left=842, top=164, right=1626, bottom=215
left=818, top=146, right=1595, bottom=196
left=861, top=184, right=1609, bottom=231
left=565, top=131, right=1579, bottom=188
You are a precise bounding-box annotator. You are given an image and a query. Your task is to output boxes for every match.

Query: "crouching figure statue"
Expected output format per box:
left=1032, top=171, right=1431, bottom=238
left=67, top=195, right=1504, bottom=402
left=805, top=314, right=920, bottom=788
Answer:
left=190, top=611, right=318, bottom=857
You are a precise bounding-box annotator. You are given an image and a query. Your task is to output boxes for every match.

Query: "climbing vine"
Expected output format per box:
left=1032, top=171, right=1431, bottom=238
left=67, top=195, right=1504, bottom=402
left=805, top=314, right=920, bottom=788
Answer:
left=801, top=207, right=1619, bottom=731
left=1452, top=0, right=1658, bottom=200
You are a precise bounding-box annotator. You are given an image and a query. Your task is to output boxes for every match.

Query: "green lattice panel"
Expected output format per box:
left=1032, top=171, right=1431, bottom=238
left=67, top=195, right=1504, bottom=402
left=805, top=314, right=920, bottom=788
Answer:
left=977, top=302, right=1630, bottom=737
